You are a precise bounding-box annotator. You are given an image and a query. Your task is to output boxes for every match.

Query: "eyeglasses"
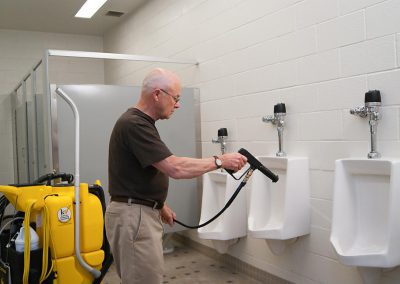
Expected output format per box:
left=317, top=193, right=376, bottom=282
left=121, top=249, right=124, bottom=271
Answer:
left=159, top=89, right=180, bottom=104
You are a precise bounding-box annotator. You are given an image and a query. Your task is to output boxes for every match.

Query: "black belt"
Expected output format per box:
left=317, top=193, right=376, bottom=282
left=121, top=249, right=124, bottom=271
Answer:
left=111, top=196, right=162, bottom=209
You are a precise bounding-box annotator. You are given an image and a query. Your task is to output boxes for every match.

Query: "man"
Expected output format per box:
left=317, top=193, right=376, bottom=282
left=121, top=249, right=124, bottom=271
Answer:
left=105, top=68, right=247, bottom=284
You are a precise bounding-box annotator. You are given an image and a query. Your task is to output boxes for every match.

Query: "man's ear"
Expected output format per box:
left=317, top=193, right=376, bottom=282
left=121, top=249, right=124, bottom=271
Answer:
left=152, top=89, right=160, bottom=102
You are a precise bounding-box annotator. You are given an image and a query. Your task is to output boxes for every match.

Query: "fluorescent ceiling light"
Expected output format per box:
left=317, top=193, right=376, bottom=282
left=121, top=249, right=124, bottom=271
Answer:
left=75, top=0, right=108, bottom=18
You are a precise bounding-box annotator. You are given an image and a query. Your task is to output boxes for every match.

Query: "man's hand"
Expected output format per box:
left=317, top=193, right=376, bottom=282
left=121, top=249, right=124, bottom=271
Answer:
left=220, top=153, right=247, bottom=172
left=160, top=203, right=176, bottom=226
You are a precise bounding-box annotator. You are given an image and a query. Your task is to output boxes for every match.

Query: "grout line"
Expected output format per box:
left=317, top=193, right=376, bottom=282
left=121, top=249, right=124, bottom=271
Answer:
left=172, top=234, right=293, bottom=284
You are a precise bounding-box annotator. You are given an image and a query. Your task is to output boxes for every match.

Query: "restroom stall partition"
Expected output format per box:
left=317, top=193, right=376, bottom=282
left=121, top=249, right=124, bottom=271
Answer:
left=54, top=84, right=200, bottom=233
left=10, top=60, right=50, bottom=184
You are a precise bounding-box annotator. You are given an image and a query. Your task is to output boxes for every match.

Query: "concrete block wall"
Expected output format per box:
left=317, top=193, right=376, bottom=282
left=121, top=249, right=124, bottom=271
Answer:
left=0, top=29, right=104, bottom=184
left=103, top=0, right=400, bottom=283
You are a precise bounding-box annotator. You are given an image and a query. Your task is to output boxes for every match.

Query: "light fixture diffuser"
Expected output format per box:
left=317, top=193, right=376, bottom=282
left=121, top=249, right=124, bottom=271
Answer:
left=75, top=0, right=108, bottom=18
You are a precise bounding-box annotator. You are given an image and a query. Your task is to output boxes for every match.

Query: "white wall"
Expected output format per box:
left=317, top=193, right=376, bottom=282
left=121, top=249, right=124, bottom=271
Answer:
left=0, top=29, right=105, bottom=95
left=0, top=29, right=104, bottom=184
left=103, top=0, right=400, bottom=283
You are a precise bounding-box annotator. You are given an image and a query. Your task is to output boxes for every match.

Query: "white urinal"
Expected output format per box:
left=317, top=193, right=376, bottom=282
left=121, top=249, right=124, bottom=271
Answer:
left=331, top=158, right=400, bottom=268
left=248, top=156, right=310, bottom=254
left=198, top=170, right=247, bottom=253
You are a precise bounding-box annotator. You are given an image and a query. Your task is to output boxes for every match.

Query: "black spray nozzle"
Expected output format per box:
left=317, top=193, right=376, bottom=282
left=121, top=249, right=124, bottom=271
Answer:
left=238, top=148, right=279, bottom=183
left=365, top=90, right=381, bottom=103
left=225, top=148, right=279, bottom=183
left=218, top=128, right=228, bottom=137
left=274, top=103, right=286, bottom=114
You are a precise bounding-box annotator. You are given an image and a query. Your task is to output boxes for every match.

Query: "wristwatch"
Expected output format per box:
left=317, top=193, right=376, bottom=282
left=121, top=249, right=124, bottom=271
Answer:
left=213, top=155, right=222, bottom=169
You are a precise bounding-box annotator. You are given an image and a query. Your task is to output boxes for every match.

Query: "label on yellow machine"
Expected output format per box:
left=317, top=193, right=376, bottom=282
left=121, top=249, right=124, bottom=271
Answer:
left=57, top=207, right=72, bottom=223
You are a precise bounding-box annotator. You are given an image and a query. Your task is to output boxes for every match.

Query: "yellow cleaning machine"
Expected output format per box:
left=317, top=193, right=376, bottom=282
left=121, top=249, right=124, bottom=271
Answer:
left=0, top=173, right=112, bottom=283
left=0, top=87, right=112, bottom=283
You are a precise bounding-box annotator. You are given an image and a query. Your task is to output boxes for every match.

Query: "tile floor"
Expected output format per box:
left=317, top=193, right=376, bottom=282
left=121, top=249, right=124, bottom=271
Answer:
left=103, top=242, right=263, bottom=284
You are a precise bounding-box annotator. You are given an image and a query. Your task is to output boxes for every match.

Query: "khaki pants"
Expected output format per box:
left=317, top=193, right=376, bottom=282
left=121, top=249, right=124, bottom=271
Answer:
left=105, top=201, right=164, bottom=284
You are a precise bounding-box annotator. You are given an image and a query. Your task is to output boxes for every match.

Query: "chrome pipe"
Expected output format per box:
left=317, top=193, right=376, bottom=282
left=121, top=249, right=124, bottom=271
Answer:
left=55, top=87, right=101, bottom=279
left=350, top=91, right=382, bottom=159
left=262, top=103, right=286, bottom=157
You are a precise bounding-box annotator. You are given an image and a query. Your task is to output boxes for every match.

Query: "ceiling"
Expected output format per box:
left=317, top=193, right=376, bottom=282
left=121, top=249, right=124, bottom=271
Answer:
left=0, top=0, right=147, bottom=36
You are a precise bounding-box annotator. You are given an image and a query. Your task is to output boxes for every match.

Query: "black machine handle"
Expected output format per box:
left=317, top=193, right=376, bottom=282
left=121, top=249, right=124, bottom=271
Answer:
left=34, top=172, right=74, bottom=185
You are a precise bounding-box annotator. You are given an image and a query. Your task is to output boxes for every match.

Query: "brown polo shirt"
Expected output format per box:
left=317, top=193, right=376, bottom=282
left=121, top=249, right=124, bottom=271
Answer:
left=108, top=108, right=172, bottom=205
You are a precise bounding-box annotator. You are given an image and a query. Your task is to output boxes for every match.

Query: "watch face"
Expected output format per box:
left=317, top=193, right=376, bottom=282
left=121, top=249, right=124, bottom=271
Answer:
left=213, top=156, right=222, bottom=168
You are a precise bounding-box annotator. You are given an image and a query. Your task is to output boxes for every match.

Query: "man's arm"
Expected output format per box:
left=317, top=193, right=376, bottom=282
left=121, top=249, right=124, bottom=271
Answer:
left=153, top=153, right=247, bottom=179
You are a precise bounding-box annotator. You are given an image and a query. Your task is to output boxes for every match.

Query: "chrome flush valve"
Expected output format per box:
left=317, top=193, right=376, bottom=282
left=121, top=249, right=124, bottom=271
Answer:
left=212, top=128, right=228, bottom=155
left=262, top=103, right=286, bottom=157
left=350, top=90, right=382, bottom=159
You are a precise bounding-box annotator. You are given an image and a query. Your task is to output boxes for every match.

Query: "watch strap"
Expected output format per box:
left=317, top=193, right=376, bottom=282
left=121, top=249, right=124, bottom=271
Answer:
left=213, top=155, right=222, bottom=169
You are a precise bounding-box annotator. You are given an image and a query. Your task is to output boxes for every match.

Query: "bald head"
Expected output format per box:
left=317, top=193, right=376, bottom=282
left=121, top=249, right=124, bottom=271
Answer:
left=136, top=68, right=182, bottom=120
left=141, top=68, right=180, bottom=97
